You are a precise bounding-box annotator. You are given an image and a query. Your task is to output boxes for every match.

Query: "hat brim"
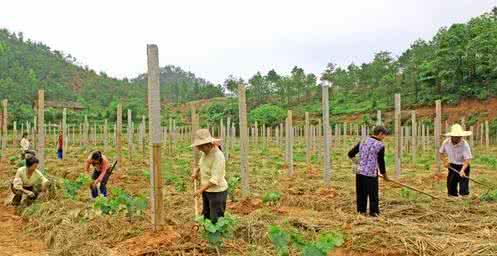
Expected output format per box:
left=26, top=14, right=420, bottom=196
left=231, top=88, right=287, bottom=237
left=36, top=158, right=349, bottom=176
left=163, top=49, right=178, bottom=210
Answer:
left=190, top=138, right=222, bottom=148
left=444, top=131, right=472, bottom=137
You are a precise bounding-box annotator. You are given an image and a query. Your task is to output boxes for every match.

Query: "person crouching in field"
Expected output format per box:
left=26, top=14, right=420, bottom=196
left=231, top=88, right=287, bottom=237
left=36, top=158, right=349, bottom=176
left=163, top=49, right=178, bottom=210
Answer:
left=439, top=124, right=473, bottom=197
left=348, top=126, right=389, bottom=217
left=11, top=156, right=49, bottom=206
left=85, top=151, right=111, bottom=198
left=191, top=129, right=228, bottom=224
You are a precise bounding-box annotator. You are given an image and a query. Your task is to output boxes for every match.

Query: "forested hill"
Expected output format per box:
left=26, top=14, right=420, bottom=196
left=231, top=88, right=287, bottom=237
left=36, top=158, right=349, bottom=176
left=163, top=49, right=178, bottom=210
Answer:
left=214, top=8, right=497, bottom=125
left=131, top=65, right=224, bottom=104
left=0, top=29, right=222, bottom=123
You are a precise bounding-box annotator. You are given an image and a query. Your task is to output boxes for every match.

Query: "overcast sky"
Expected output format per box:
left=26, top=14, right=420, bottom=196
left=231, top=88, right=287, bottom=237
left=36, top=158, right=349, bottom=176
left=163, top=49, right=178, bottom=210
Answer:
left=1, top=0, right=495, bottom=84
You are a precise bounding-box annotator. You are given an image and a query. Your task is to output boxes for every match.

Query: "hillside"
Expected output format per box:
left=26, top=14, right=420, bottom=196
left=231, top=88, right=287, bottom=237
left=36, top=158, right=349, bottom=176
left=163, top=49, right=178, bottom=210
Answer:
left=0, top=29, right=222, bottom=123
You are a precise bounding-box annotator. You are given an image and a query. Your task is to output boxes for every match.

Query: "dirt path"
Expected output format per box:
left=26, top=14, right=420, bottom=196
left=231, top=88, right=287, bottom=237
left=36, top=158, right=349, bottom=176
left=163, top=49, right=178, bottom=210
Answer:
left=0, top=200, right=48, bottom=256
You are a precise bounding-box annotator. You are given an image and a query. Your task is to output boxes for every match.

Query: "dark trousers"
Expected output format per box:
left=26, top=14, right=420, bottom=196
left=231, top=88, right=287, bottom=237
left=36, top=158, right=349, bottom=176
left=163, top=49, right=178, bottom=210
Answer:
left=202, top=190, right=228, bottom=223
left=91, top=169, right=111, bottom=198
left=356, top=174, right=379, bottom=216
left=57, top=149, right=63, bottom=159
left=10, top=183, right=39, bottom=206
left=447, top=164, right=470, bottom=197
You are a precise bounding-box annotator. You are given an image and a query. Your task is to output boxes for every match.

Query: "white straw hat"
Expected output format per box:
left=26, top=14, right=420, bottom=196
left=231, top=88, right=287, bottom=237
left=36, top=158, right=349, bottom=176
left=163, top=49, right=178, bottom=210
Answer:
left=190, top=129, right=222, bottom=147
left=445, top=124, right=472, bottom=137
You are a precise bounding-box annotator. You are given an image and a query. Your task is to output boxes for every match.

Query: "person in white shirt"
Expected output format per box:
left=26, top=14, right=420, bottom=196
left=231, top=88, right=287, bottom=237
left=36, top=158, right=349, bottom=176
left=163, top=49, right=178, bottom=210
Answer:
left=20, top=132, right=30, bottom=159
left=11, top=156, right=49, bottom=206
left=439, top=124, right=473, bottom=197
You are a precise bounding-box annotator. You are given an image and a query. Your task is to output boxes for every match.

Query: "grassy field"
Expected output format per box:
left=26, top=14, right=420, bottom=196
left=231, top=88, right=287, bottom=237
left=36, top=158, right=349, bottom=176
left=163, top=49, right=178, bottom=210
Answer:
left=1, top=134, right=497, bottom=256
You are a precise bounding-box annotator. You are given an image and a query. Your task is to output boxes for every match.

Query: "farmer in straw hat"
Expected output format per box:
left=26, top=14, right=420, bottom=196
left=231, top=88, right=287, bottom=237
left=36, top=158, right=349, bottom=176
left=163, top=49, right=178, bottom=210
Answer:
left=191, top=129, right=228, bottom=223
left=439, top=124, right=473, bottom=197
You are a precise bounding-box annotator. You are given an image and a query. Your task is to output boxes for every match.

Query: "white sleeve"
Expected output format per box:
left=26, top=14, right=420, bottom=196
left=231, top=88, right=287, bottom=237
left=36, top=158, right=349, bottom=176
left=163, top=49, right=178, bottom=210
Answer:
left=439, top=139, right=448, bottom=154
left=463, top=142, right=473, bottom=160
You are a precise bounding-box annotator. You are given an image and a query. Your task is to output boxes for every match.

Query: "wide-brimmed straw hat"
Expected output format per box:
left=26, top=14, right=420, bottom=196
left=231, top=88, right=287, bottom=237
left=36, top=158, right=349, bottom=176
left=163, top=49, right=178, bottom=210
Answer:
left=445, top=124, right=472, bottom=137
left=190, top=129, right=222, bottom=147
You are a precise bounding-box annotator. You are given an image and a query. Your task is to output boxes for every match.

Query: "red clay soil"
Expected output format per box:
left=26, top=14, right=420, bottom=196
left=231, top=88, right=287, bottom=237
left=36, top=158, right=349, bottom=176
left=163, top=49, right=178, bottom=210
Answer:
left=228, top=198, right=263, bottom=215
left=342, top=97, right=497, bottom=123
left=0, top=202, right=47, bottom=256
left=112, top=226, right=181, bottom=256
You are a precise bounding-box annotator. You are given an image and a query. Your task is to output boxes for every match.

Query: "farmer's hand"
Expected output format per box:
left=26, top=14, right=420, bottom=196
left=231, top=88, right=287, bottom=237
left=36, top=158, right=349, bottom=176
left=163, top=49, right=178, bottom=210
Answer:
left=191, top=174, right=199, bottom=182
left=459, top=171, right=466, bottom=177
left=26, top=191, right=35, bottom=198
left=382, top=173, right=389, bottom=181
left=193, top=189, right=202, bottom=198
left=92, top=180, right=99, bottom=188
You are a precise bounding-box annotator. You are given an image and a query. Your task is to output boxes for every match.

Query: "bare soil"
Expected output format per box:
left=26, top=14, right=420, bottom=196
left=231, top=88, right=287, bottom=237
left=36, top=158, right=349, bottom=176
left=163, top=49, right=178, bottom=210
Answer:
left=0, top=194, right=47, bottom=256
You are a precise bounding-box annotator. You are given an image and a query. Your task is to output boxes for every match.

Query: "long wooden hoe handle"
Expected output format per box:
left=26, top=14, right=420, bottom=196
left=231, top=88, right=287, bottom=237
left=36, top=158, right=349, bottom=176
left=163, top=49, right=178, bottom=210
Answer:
left=194, top=181, right=199, bottom=217
left=386, top=178, right=439, bottom=199
left=447, top=166, right=493, bottom=189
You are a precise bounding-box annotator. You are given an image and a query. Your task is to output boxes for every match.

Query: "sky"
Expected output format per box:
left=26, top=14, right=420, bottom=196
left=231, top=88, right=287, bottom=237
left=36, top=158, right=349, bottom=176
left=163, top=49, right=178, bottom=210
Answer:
left=1, top=0, right=496, bottom=84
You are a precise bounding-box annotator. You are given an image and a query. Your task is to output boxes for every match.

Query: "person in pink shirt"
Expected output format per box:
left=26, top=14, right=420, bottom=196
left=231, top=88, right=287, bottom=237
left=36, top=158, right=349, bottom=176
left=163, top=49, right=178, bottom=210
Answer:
left=84, top=151, right=111, bottom=198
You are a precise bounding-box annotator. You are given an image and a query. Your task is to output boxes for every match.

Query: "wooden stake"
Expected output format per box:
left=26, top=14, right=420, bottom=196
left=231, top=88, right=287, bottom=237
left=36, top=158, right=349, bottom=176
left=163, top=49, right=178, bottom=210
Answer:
left=147, top=44, right=163, bottom=230
left=1, top=99, right=7, bottom=156
left=37, top=91, right=45, bottom=171
left=394, top=94, right=401, bottom=177
left=305, top=112, right=311, bottom=170
left=322, top=83, right=331, bottom=185
left=411, top=111, right=417, bottom=164
left=116, top=103, right=122, bottom=166
left=104, top=119, right=108, bottom=152
left=128, top=109, right=133, bottom=160
left=286, top=111, right=294, bottom=176
left=13, top=121, right=17, bottom=147
left=435, top=100, right=442, bottom=173
left=191, top=105, right=200, bottom=217
left=238, top=84, right=250, bottom=198
left=485, top=120, right=489, bottom=150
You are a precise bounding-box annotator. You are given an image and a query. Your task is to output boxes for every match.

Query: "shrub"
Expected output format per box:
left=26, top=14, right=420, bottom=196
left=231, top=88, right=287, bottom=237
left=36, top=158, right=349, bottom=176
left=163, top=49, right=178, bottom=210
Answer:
left=249, top=104, right=287, bottom=127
